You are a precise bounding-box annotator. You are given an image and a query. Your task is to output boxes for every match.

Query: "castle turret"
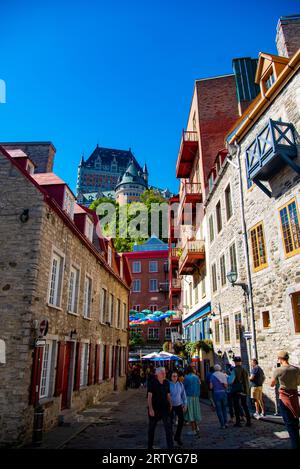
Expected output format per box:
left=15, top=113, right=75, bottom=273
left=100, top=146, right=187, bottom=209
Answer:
left=143, top=163, right=148, bottom=185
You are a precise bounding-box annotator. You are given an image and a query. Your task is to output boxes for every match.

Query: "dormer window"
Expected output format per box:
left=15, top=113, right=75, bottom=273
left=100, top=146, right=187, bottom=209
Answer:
left=85, top=217, right=94, bottom=242
left=26, top=161, right=35, bottom=175
left=108, top=246, right=112, bottom=267
left=64, top=188, right=75, bottom=219
left=265, top=72, right=275, bottom=90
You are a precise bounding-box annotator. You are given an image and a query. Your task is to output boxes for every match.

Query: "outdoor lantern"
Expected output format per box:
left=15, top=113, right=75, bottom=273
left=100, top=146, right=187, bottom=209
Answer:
left=226, top=270, right=238, bottom=285
left=228, top=348, right=234, bottom=359
left=217, top=349, right=223, bottom=357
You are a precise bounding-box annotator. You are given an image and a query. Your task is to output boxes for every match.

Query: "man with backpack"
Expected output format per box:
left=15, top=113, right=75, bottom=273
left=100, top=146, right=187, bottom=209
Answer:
left=229, top=356, right=251, bottom=427
left=250, top=358, right=265, bottom=418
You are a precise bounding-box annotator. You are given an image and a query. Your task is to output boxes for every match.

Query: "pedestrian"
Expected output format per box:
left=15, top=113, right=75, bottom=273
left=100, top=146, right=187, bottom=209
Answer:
left=206, top=366, right=216, bottom=410
left=271, top=351, right=300, bottom=449
left=169, top=370, right=187, bottom=446
left=183, top=365, right=201, bottom=436
left=147, top=367, right=173, bottom=449
left=229, top=356, right=251, bottom=427
left=249, top=358, right=265, bottom=418
left=210, top=364, right=228, bottom=429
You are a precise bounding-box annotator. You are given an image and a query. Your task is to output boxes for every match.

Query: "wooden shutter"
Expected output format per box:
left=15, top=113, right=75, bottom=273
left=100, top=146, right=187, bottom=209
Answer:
left=94, top=345, right=100, bottom=384
left=29, top=346, right=43, bottom=405
left=104, top=345, right=110, bottom=379
left=74, top=342, right=82, bottom=391
left=54, top=341, right=66, bottom=396
left=88, top=343, right=94, bottom=385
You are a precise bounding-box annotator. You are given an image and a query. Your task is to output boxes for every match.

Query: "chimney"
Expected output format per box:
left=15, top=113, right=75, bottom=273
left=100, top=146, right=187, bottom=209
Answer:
left=276, top=15, right=300, bottom=58
left=1, top=141, right=56, bottom=173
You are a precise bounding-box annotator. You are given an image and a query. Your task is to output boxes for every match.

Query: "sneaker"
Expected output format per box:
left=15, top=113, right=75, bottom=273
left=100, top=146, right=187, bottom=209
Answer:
left=253, top=412, right=260, bottom=419
left=260, top=413, right=265, bottom=417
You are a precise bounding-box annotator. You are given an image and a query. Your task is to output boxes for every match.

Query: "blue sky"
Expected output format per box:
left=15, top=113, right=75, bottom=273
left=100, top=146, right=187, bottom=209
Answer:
left=0, top=0, right=298, bottom=194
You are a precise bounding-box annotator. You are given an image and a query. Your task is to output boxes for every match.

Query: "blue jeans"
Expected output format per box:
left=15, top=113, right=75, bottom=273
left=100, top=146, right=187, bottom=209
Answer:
left=279, top=400, right=300, bottom=449
left=213, top=392, right=228, bottom=427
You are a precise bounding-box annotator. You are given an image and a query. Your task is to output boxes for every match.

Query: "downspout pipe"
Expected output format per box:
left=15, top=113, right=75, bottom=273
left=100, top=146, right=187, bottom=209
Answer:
left=235, top=141, right=258, bottom=360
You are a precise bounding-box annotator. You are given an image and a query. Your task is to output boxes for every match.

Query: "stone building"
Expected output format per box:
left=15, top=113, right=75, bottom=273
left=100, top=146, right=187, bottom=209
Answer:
left=0, top=144, right=131, bottom=446
left=115, top=159, right=148, bottom=205
left=224, top=17, right=300, bottom=407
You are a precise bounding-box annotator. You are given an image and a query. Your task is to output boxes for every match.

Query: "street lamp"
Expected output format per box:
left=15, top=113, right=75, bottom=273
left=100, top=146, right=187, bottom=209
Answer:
left=226, top=270, right=249, bottom=295
left=217, top=349, right=223, bottom=358
left=228, top=348, right=235, bottom=360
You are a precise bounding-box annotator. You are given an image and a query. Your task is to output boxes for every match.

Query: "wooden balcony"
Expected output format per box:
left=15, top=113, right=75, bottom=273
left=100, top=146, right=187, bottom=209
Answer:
left=176, top=131, right=198, bottom=178
left=169, top=247, right=181, bottom=264
left=246, top=119, right=298, bottom=196
left=179, top=240, right=205, bottom=275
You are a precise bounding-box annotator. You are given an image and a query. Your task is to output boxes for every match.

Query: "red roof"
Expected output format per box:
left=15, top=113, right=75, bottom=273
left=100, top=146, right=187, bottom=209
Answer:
left=32, top=172, right=66, bottom=186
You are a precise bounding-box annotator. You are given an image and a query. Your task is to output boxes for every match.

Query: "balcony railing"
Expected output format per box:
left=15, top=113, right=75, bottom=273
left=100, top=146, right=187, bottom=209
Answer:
left=170, top=247, right=181, bottom=262
left=179, top=240, right=205, bottom=275
left=246, top=119, right=298, bottom=195
left=176, top=131, right=199, bottom=178
left=178, top=181, right=202, bottom=221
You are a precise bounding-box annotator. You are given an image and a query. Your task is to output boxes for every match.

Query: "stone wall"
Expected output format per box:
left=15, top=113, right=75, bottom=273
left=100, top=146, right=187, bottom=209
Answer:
left=2, top=142, right=56, bottom=173
left=0, top=152, right=129, bottom=446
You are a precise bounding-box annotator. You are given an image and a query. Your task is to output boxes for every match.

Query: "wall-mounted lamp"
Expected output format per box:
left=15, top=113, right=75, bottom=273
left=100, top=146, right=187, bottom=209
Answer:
left=226, top=270, right=249, bottom=295
left=228, top=348, right=235, bottom=360
left=20, top=209, right=29, bottom=223
left=217, top=349, right=223, bottom=358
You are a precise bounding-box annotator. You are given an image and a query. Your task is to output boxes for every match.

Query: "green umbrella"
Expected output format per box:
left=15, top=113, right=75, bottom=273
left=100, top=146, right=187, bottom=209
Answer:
left=141, top=309, right=152, bottom=314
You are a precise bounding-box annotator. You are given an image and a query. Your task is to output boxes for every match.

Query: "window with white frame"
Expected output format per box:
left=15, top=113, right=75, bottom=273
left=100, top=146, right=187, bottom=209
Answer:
left=83, top=276, right=92, bottom=318
left=67, top=266, right=80, bottom=314
left=80, top=343, right=89, bottom=387
left=63, top=188, right=75, bottom=219
left=109, top=293, right=114, bottom=324
left=149, top=260, right=158, bottom=272
left=108, top=246, right=112, bottom=267
left=132, top=279, right=141, bottom=292
left=132, top=261, right=141, bottom=273
left=39, top=341, right=54, bottom=399
left=149, top=279, right=158, bottom=292
left=48, top=251, right=64, bottom=307
left=123, top=302, right=127, bottom=329
left=117, top=299, right=121, bottom=328
left=85, top=217, right=94, bottom=242
left=100, top=288, right=107, bottom=323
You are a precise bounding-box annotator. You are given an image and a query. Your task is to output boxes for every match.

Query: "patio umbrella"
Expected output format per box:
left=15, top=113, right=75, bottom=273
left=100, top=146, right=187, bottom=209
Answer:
left=141, top=309, right=152, bottom=314
left=142, top=352, right=160, bottom=360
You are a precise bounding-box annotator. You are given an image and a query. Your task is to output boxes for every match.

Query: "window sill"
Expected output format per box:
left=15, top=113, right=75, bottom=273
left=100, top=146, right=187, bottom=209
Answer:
left=47, top=303, right=63, bottom=312
left=79, top=385, right=88, bottom=391
left=67, top=311, right=79, bottom=316
left=83, top=316, right=92, bottom=321
left=39, top=397, right=55, bottom=406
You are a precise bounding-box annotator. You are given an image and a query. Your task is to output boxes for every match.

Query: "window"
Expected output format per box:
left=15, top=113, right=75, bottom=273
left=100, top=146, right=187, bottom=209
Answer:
left=279, top=199, right=300, bottom=257
left=220, top=254, right=226, bottom=286
left=214, top=321, right=220, bottom=344
left=117, top=299, right=121, bottom=328
left=150, top=305, right=157, bottom=312
left=201, top=268, right=206, bottom=298
left=109, top=294, right=114, bottom=324
left=48, top=251, right=64, bottom=307
left=133, top=305, right=140, bottom=312
left=229, top=243, right=237, bottom=275
left=39, top=341, right=53, bottom=399
left=225, top=184, right=233, bottom=221
left=64, top=188, right=75, bottom=219
left=209, top=215, right=214, bottom=244
left=85, top=217, right=94, bottom=242
left=189, top=281, right=193, bottom=306
left=109, top=346, right=113, bottom=379
left=291, top=293, right=300, bottom=333
left=132, top=279, right=141, bottom=292
left=211, top=263, right=217, bottom=293
left=99, top=344, right=104, bottom=381
left=223, top=317, right=230, bottom=343
left=235, top=313, right=242, bottom=341
left=108, top=246, right=112, bottom=267
left=216, top=201, right=222, bottom=233
left=209, top=174, right=214, bottom=191
left=100, top=288, right=107, bottom=323
left=123, top=303, right=127, bottom=329
left=149, top=279, right=158, bottom=292
left=148, top=328, right=159, bottom=340
left=83, top=277, right=92, bottom=318
left=194, top=277, right=199, bottom=304
left=132, top=261, right=141, bottom=273
left=67, top=266, right=80, bottom=314
left=250, top=222, right=268, bottom=271
left=80, top=343, right=89, bottom=387
left=262, top=311, right=271, bottom=329
left=149, top=261, right=158, bottom=272
left=265, top=73, right=275, bottom=90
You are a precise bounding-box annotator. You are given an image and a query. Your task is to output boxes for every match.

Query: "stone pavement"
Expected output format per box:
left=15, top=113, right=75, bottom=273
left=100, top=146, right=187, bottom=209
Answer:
left=28, top=388, right=291, bottom=449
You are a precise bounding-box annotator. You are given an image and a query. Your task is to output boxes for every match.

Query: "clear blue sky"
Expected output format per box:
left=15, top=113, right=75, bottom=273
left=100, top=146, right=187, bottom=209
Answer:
left=0, top=0, right=298, bottom=194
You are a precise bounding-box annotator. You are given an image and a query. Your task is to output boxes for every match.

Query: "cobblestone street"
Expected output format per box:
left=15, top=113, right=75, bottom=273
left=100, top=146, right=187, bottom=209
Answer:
left=32, top=388, right=291, bottom=450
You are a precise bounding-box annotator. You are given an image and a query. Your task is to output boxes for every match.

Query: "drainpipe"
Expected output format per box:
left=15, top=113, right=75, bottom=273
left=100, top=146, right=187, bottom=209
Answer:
left=234, top=142, right=258, bottom=360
